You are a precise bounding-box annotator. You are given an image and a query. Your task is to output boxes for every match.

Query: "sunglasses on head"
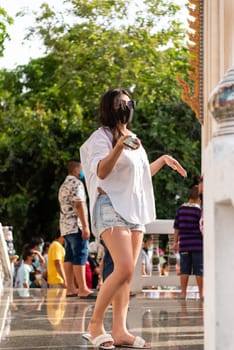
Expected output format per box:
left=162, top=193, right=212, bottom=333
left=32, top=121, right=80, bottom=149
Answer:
left=115, top=99, right=136, bottom=109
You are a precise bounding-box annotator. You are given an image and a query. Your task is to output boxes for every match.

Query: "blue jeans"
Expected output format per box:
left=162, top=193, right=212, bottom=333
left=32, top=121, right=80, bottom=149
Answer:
left=64, top=230, right=88, bottom=265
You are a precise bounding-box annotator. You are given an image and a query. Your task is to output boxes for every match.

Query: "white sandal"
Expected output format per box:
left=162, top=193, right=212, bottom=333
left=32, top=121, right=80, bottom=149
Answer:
left=115, top=336, right=151, bottom=349
left=82, top=333, right=115, bottom=349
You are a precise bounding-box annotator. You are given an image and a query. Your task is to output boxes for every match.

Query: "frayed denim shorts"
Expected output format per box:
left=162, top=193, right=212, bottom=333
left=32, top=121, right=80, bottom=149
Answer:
left=93, top=194, right=145, bottom=237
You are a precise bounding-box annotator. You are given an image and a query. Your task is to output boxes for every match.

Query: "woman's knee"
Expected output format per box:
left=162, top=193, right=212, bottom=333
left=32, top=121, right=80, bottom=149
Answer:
left=116, top=264, right=134, bottom=283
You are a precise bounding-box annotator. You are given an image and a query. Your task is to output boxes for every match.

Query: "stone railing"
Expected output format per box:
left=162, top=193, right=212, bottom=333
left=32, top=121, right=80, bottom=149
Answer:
left=131, top=219, right=196, bottom=292
left=0, top=288, right=12, bottom=342
left=0, top=223, right=13, bottom=292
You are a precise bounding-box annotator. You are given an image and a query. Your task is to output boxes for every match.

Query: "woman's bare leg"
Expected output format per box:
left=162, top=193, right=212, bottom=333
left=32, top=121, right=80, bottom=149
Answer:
left=88, top=226, right=135, bottom=340
left=111, top=230, right=148, bottom=346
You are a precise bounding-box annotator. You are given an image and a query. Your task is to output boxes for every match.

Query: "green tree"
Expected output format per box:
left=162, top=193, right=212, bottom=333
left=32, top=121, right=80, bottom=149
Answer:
left=0, top=7, right=13, bottom=57
left=0, top=0, right=201, bottom=251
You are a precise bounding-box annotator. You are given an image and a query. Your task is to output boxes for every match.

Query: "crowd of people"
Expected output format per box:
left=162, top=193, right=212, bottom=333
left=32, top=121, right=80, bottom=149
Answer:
left=13, top=87, right=203, bottom=350
left=14, top=233, right=103, bottom=294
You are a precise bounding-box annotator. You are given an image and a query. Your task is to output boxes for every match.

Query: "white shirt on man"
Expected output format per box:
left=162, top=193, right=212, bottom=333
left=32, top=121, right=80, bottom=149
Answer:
left=80, top=127, right=156, bottom=237
left=58, top=175, right=87, bottom=235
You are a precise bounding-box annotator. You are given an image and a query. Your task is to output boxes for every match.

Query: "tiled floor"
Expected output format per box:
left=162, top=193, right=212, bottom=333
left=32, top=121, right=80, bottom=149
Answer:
left=0, top=288, right=203, bottom=349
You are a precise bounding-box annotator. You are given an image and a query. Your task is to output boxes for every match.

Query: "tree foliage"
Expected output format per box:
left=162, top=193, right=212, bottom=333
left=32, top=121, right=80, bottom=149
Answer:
left=0, top=0, right=201, bottom=251
left=0, top=7, right=13, bottom=57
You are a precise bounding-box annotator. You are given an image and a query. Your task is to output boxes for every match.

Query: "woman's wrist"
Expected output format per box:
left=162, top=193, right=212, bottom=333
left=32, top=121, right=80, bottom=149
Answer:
left=114, top=138, right=124, bottom=151
left=113, top=142, right=124, bottom=157
left=161, top=155, right=167, bottom=165
left=163, top=154, right=172, bottom=163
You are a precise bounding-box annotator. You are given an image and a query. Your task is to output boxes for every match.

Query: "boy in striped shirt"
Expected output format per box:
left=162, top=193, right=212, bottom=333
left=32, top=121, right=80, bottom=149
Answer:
left=173, top=185, right=203, bottom=299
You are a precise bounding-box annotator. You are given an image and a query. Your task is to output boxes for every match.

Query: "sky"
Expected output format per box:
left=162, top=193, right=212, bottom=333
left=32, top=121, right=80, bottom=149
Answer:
left=0, top=0, right=188, bottom=70
left=0, top=0, right=67, bottom=69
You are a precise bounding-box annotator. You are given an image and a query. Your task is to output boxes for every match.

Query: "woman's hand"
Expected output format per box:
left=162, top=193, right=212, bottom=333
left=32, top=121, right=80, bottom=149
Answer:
left=98, top=134, right=140, bottom=179
left=116, top=135, right=141, bottom=150
left=164, top=155, right=187, bottom=177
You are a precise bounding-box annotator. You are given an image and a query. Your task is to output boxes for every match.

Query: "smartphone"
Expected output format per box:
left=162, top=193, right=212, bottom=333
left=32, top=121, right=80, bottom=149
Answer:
left=123, top=136, right=138, bottom=149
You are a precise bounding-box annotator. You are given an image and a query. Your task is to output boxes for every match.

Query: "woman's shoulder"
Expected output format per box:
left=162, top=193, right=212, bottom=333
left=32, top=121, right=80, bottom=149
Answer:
left=86, top=127, right=111, bottom=140
left=80, top=129, right=99, bottom=151
left=82, top=127, right=112, bottom=147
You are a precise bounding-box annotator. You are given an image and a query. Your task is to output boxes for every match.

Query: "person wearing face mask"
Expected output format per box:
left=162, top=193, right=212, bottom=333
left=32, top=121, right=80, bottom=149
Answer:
left=80, top=88, right=187, bottom=349
left=58, top=159, right=95, bottom=298
left=28, top=237, right=46, bottom=272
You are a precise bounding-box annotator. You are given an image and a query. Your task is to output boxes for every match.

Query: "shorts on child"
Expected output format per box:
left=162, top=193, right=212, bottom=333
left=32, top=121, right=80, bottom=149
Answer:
left=180, top=251, right=203, bottom=276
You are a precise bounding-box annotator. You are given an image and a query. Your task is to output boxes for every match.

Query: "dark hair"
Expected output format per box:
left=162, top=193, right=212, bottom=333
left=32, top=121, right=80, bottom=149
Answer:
left=54, top=229, right=62, bottom=240
left=99, top=88, right=132, bottom=128
left=66, top=159, right=80, bottom=173
left=29, top=236, right=44, bottom=249
left=143, top=234, right=153, bottom=243
left=189, top=185, right=199, bottom=200
left=22, top=246, right=34, bottom=261
left=42, top=241, right=50, bottom=254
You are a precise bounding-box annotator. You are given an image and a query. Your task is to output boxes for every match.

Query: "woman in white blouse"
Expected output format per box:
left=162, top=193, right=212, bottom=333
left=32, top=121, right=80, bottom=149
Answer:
left=80, top=88, right=186, bottom=349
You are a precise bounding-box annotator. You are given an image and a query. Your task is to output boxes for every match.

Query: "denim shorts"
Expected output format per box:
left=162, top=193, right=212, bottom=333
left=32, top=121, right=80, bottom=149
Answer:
left=94, top=194, right=145, bottom=237
left=180, top=251, right=203, bottom=276
left=64, top=230, right=88, bottom=265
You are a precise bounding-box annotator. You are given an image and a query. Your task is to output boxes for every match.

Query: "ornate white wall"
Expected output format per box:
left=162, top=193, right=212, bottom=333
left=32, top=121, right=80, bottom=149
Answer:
left=203, top=1, right=234, bottom=349
left=203, top=0, right=234, bottom=150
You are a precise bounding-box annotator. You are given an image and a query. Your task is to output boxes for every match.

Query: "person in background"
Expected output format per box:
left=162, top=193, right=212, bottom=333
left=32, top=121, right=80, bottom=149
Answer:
left=85, top=259, right=93, bottom=289
left=173, top=185, right=203, bottom=299
left=101, top=242, right=113, bottom=283
left=42, top=242, right=50, bottom=267
left=15, top=248, right=36, bottom=296
left=80, top=88, right=187, bottom=349
left=141, top=234, right=153, bottom=276
left=41, top=241, right=50, bottom=287
left=160, top=261, right=169, bottom=276
left=88, top=242, right=102, bottom=289
left=26, top=237, right=46, bottom=288
left=47, top=231, right=66, bottom=289
left=28, top=236, right=45, bottom=271
left=58, top=159, right=95, bottom=298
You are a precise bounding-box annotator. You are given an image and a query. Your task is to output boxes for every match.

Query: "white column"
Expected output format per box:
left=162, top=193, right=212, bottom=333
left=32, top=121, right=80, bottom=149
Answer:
left=203, top=0, right=234, bottom=345
left=202, top=0, right=234, bottom=152
left=204, top=133, right=234, bottom=349
left=202, top=0, right=234, bottom=344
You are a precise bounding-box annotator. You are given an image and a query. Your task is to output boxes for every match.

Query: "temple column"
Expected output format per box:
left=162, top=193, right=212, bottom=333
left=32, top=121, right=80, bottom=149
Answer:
left=203, top=2, right=234, bottom=349
left=203, top=0, right=234, bottom=150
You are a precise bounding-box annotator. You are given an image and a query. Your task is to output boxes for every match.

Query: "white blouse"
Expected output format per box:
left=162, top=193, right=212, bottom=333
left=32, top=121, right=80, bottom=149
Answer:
left=80, top=127, right=156, bottom=236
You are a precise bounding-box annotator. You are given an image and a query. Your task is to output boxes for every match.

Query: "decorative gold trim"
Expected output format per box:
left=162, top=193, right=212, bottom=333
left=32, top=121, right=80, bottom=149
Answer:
left=177, top=0, right=204, bottom=124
